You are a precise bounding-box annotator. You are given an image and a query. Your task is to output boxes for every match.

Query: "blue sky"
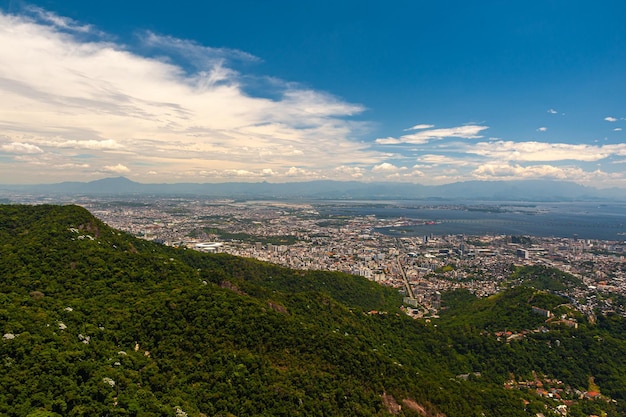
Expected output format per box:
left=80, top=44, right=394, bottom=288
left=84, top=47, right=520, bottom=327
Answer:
left=1, top=0, right=625, bottom=186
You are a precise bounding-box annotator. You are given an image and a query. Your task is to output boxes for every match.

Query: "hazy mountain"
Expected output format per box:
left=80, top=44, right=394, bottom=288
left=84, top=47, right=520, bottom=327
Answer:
left=1, top=177, right=625, bottom=201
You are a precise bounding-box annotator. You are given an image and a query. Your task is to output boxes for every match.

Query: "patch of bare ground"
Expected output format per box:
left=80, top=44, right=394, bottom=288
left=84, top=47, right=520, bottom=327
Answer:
left=402, top=399, right=446, bottom=417
left=267, top=301, right=289, bottom=314
left=382, top=392, right=401, bottom=415
left=79, top=221, right=101, bottom=238
left=128, top=242, right=138, bottom=254
left=219, top=280, right=246, bottom=295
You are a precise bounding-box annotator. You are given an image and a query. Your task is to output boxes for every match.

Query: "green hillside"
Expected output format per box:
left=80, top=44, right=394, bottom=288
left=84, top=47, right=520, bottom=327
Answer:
left=1, top=205, right=625, bottom=417
left=439, top=286, right=573, bottom=331
left=508, top=265, right=585, bottom=291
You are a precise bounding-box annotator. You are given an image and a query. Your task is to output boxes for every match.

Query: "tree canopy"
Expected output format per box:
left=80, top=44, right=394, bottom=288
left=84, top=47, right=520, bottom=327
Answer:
left=1, top=204, right=624, bottom=417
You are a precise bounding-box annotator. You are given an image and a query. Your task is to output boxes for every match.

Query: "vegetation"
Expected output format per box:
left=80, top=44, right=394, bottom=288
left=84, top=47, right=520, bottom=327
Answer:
left=1, top=205, right=625, bottom=416
left=509, top=265, right=584, bottom=291
left=439, top=286, right=568, bottom=331
left=190, top=226, right=299, bottom=245
left=510, top=235, right=533, bottom=245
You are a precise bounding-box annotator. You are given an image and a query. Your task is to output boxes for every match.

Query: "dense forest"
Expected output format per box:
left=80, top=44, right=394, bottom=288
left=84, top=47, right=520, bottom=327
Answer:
left=1, top=204, right=625, bottom=416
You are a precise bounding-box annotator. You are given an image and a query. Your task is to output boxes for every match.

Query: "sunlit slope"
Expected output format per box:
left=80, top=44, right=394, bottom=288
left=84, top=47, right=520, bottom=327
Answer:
left=1, top=205, right=624, bottom=417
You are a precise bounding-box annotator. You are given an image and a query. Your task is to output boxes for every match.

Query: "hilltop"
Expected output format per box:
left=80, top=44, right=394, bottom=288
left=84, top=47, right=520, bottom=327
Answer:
left=1, top=205, right=625, bottom=416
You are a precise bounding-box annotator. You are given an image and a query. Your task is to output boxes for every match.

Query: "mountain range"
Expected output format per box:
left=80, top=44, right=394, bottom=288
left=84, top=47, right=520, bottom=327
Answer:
left=2, top=177, right=626, bottom=201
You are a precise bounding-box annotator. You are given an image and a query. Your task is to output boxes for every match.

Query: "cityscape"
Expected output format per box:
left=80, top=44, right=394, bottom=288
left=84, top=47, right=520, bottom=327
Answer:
left=53, top=196, right=626, bottom=321
left=3, top=1, right=626, bottom=414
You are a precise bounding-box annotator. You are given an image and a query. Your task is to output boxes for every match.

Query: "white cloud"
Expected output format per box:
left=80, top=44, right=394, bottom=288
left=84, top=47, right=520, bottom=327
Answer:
left=195, top=167, right=326, bottom=181
left=103, top=164, right=130, bottom=173
left=547, top=109, right=558, bottom=114
left=372, top=162, right=400, bottom=172
left=404, top=124, right=435, bottom=131
left=24, top=6, right=95, bottom=34
left=227, top=169, right=257, bottom=177
left=410, top=167, right=425, bottom=176
left=43, top=139, right=123, bottom=150
left=0, top=9, right=380, bottom=183
left=375, top=137, right=402, bottom=145
left=473, top=163, right=570, bottom=180
left=333, top=165, right=364, bottom=178
left=376, top=124, right=488, bottom=145
left=605, top=116, right=618, bottom=122
left=614, top=128, right=623, bottom=132
left=470, top=141, right=626, bottom=162
left=537, top=127, right=547, bottom=132
left=285, top=167, right=308, bottom=176
left=471, top=163, right=624, bottom=185
left=417, top=154, right=471, bottom=166
left=141, top=31, right=260, bottom=69
left=0, top=142, right=44, bottom=154
left=54, top=162, right=90, bottom=169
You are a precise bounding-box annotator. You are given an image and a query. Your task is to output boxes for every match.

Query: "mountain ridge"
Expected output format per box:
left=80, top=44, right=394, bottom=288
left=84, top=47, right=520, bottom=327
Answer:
left=2, top=177, right=625, bottom=201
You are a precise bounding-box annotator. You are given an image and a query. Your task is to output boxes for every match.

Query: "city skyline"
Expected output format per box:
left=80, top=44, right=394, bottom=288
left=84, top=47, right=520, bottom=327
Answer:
left=1, top=1, right=625, bottom=187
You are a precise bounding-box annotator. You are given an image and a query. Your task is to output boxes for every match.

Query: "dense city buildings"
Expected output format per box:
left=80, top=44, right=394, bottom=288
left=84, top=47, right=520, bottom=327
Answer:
left=60, top=197, right=623, bottom=320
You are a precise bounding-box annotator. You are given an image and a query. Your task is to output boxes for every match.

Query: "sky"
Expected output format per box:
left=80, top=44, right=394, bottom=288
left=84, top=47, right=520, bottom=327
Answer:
left=1, top=0, right=625, bottom=187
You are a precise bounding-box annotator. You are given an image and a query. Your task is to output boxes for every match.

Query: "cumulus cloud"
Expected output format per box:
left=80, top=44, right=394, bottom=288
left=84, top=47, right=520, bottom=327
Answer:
left=376, top=124, right=488, bottom=145
left=471, top=163, right=624, bottom=185
left=473, top=163, right=570, bottom=180
left=547, top=109, right=558, bottom=114
left=285, top=166, right=310, bottom=177
left=605, top=116, right=618, bottom=122
left=614, top=128, right=623, bottom=132
left=372, top=162, right=400, bottom=172
left=367, top=163, right=418, bottom=181
left=410, top=166, right=425, bottom=176
left=103, top=164, right=130, bottom=173
left=333, top=165, right=364, bottom=178
left=537, top=127, right=547, bottom=132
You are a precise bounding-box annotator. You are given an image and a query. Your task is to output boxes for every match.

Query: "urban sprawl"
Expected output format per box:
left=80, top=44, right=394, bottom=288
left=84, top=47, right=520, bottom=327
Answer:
left=72, top=198, right=626, bottom=320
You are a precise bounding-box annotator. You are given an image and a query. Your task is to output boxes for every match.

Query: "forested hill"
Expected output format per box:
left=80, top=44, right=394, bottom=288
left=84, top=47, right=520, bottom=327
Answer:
left=1, top=205, right=625, bottom=417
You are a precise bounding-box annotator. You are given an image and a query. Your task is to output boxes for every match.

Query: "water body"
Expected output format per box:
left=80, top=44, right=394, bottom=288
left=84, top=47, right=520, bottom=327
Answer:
left=314, top=201, right=626, bottom=241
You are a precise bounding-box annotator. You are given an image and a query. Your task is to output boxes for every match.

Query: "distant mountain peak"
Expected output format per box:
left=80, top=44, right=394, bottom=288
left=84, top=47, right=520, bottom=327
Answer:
left=89, top=176, right=137, bottom=184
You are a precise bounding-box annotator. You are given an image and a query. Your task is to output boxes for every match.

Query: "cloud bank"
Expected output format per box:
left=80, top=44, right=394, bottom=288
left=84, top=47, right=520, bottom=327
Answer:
left=0, top=7, right=624, bottom=188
